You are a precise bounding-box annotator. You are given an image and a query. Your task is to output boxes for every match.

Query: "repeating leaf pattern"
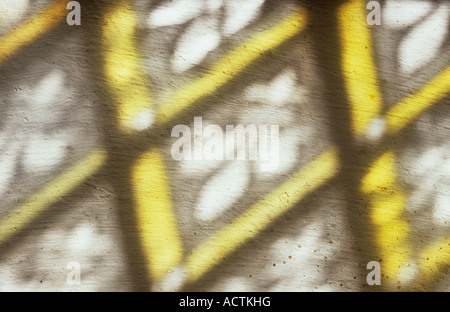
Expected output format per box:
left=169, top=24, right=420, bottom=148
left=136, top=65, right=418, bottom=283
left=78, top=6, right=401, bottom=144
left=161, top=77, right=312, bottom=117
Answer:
left=147, top=0, right=266, bottom=73
left=0, top=0, right=449, bottom=291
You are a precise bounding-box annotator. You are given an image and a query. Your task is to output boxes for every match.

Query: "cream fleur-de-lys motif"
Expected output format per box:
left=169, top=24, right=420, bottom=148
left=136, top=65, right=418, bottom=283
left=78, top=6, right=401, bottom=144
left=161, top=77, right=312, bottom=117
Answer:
left=147, top=0, right=266, bottom=73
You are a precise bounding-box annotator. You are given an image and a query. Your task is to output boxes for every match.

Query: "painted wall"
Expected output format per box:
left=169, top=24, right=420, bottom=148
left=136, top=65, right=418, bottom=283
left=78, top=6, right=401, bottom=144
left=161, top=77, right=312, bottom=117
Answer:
left=0, top=0, right=449, bottom=291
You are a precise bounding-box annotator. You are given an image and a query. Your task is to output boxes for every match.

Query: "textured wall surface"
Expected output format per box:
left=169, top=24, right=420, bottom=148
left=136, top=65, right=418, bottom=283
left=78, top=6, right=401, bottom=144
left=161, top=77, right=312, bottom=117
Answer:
left=0, top=0, right=449, bottom=292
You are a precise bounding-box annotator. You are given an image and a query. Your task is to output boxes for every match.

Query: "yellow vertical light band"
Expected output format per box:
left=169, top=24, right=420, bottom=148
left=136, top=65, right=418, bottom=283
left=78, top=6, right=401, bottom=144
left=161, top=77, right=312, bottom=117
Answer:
left=0, top=149, right=107, bottom=245
left=132, top=148, right=183, bottom=280
left=156, top=8, right=308, bottom=124
left=102, top=0, right=153, bottom=132
left=338, top=0, right=383, bottom=135
left=0, top=0, right=67, bottom=65
left=185, top=147, right=339, bottom=282
left=361, top=152, right=411, bottom=286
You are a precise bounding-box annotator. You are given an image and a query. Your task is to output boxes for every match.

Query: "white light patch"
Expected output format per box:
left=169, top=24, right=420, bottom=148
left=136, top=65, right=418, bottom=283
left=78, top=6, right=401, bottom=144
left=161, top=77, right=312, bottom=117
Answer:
left=255, top=127, right=298, bottom=176
left=218, top=277, right=255, bottom=292
left=244, top=70, right=297, bottom=107
left=147, top=0, right=203, bottom=28
left=132, top=108, right=154, bottom=131
left=22, top=134, right=67, bottom=173
left=34, top=71, right=65, bottom=107
left=194, top=161, right=249, bottom=221
left=151, top=265, right=186, bottom=292
left=171, top=16, right=221, bottom=73
left=433, top=194, right=450, bottom=225
left=206, top=0, right=223, bottom=12
left=383, top=0, right=433, bottom=29
left=398, top=4, right=449, bottom=74
left=0, top=0, right=29, bottom=33
left=267, top=220, right=326, bottom=291
left=223, top=0, right=264, bottom=36
left=414, top=148, right=443, bottom=175
left=366, top=116, right=386, bottom=141
left=397, top=262, right=418, bottom=284
left=0, top=143, right=18, bottom=196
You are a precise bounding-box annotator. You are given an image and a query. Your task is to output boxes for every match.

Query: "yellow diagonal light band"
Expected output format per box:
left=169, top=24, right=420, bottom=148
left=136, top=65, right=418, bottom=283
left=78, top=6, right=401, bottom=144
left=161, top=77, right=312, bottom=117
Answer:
left=132, top=148, right=183, bottom=280
left=0, top=0, right=67, bottom=66
left=155, top=8, right=308, bottom=124
left=361, top=152, right=411, bottom=285
left=0, top=149, right=107, bottom=245
left=419, top=238, right=450, bottom=283
left=102, top=0, right=153, bottom=132
left=338, top=0, right=383, bottom=135
left=185, top=147, right=339, bottom=282
left=386, top=65, right=450, bottom=135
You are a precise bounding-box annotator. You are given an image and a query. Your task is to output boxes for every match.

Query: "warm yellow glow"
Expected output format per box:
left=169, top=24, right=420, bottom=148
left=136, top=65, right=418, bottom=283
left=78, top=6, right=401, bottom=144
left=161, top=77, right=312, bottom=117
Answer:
left=386, top=65, right=450, bottom=135
left=132, top=148, right=183, bottom=280
left=0, top=149, right=107, bottom=245
left=419, top=238, right=450, bottom=280
left=369, top=193, right=405, bottom=225
left=102, top=0, right=153, bottom=132
left=338, top=0, right=383, bottom=135
left=0, top=0, right=67, bottom=65
left=361, top=152, right=398, bottom=194
left=185, top=147, right=339, bottom=282
left=156, top=8, right=308, bottom=124
left=361, top=152, right=411, bottom=284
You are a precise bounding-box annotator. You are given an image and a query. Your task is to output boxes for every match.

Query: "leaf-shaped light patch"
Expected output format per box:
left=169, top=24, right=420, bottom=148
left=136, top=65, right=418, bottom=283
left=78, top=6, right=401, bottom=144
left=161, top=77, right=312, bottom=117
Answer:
left=19, top=71, right=65, bottom=125
left=222, top=0, right=265, bottom=36
left=147, top=0, right=203, bottom=28
left=205, top=0, right=223, bottom=13
left=433, top=192, right=450, bottom=224
left=398, top=4, right=449, bottom=75
left=22, top=134, right=68, bottom=174
left=194, top=161, right=249, bottom=222
left=171, top=15, right=221, bottom=73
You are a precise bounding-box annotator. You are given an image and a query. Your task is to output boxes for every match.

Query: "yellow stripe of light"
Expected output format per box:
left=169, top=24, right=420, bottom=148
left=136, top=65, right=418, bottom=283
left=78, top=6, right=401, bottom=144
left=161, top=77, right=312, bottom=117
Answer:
left=361, top=152, right=411, bottom=286
left=185, top=147, right=339, bottom=282
left=0, top=0, right=67, bottom=65
left=386, top=65, right=450, bottom=135
left=0, top=149, right=107, bottom=245
left=132, top=148, right=183, bottom=280
left=102, top=0, right=153, bottom=132
left=338, top=0, right=383, bottom=135
left=155, top=7, right=308, bottom=124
